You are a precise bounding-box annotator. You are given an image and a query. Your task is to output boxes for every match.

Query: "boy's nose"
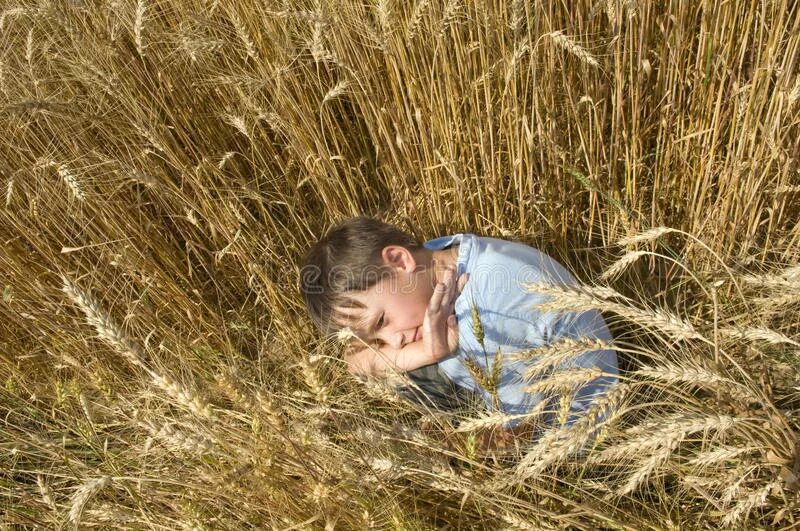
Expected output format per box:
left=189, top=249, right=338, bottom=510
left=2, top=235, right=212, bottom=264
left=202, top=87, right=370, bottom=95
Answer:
left=380, top=330, right=405, bottom=349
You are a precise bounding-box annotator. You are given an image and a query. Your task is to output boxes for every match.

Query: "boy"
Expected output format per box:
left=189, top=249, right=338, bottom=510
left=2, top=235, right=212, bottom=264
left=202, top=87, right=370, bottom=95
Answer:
left=299, top=217, right=618, bottom=442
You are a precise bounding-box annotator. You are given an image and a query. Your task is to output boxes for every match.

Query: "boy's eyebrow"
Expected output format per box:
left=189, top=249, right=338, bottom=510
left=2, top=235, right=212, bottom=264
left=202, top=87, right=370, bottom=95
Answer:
left=333, top=300, right=375, bottom=341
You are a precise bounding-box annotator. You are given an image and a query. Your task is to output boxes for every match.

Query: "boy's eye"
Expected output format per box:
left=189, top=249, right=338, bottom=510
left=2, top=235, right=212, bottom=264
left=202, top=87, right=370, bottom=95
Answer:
left=376, top=313, right=385, bottom=328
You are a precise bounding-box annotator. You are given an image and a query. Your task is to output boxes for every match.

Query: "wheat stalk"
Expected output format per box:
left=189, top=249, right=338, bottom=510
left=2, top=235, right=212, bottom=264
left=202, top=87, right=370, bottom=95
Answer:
left=547, top=31, right=599, bottom=68
left=68, top=476, right=112, bottom=527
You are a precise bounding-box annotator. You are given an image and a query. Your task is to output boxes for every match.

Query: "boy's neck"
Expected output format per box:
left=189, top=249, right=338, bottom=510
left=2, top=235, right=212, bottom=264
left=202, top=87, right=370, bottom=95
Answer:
left=418, top=245, right=460, bottom=284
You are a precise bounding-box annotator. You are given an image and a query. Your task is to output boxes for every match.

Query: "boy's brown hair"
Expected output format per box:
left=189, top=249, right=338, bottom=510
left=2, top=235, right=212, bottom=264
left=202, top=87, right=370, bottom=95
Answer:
left=299, top=216, right=420, bottom=336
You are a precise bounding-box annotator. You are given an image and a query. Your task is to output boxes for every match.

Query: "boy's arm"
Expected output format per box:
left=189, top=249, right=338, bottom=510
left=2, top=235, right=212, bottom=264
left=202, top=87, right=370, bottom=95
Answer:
left=344, top=340, right=442, bottom=377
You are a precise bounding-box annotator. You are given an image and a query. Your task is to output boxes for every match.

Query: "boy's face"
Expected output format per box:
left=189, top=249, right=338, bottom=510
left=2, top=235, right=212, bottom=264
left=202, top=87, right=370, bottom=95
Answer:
left=335, top=246, right=435, bottom=350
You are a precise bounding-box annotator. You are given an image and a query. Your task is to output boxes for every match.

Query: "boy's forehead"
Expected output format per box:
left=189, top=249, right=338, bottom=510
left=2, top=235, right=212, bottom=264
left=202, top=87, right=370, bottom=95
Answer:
left=333, top=298, right=373, bottom=338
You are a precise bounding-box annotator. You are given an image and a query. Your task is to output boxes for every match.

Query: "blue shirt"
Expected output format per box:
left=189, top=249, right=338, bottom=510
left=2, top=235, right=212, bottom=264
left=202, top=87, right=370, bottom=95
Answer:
left=423, top=234, right=619, bottom=430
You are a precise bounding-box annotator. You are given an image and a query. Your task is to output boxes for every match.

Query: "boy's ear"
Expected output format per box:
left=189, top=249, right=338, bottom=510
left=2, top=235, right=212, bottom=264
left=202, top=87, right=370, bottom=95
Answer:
left=381, top=245, right=416, bottom=272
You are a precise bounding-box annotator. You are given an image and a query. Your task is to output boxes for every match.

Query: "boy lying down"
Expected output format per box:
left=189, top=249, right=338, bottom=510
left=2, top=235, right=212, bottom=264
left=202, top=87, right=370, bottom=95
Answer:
left=300, top=217, right=618, bottom=449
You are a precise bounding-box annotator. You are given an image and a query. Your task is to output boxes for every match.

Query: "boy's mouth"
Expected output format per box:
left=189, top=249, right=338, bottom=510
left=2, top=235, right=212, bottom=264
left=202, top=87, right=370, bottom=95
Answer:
left=414, top=327, right=422, bottom=342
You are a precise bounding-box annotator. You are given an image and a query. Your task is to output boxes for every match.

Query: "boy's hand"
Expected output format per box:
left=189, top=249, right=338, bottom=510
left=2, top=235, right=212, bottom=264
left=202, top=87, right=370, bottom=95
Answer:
left=422, top=266, right=469, bottom=361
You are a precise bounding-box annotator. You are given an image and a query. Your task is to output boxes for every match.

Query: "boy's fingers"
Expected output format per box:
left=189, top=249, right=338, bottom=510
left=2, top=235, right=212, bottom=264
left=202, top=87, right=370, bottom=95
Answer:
left=429, top=280, right=446, bottom=309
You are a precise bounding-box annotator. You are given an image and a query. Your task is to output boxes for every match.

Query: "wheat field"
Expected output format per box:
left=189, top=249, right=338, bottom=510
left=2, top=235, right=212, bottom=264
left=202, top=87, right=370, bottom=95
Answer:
left=1, top=0, right=798, bottom=528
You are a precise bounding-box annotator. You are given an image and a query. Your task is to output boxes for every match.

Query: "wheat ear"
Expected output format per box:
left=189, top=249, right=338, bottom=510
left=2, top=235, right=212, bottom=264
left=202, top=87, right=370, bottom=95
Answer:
left=547, top=31, right=599, bottom=68
left=595, top=414, right=739, bottom=463
left=68, top=476, right=112, bottom=527
left=634, top=361, right=758, bottom=402
left=406, top=0, right=429, bottom=39
left=37, top=475, right=57, bottom=511
left=57, top=164, right=85, bottom=201
left=718, top=326, right=800, bottom=347
left=721, top=481, right=778, bottom=527
left=688, top=446, right=759, bottom=467
left=5, top=175, right=13, bottom=207
left=616, top=227, right=677, bottom=246
left=140, top=419, right=215, bottom=455
left=601, top=250, right=648, bottom=280
left=230, top=10, right=257, bottom=59
left=134, top=0, right=145, bottom=57
left=513, top=337, right=612, bottom=379
left=61, top=277, right=147, bottom=369
left=512, top=383, right=629, bottom=482
left=524, top=282, right=702, bottom=341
